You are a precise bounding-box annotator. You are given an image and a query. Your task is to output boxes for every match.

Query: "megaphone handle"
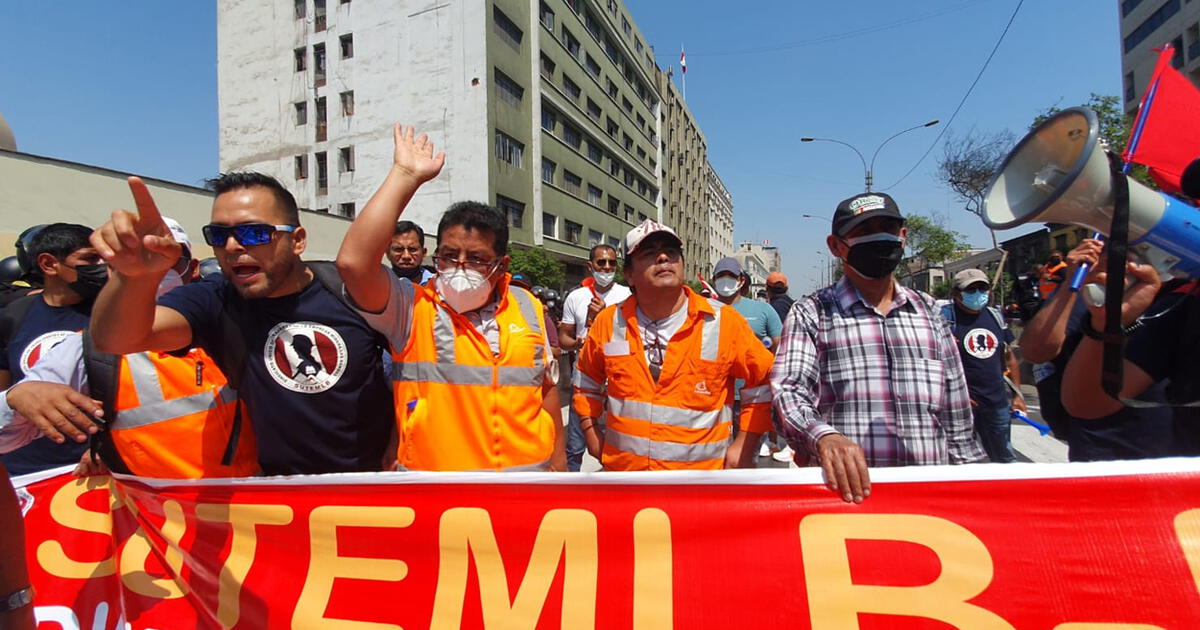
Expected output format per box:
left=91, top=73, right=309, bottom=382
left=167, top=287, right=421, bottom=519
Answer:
left=1068, top=232, right=1105, bottom=292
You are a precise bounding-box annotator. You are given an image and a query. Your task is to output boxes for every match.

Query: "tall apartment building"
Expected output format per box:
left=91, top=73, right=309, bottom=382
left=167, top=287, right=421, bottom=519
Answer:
left=217, top=0, right=711, bottom=285
left=1119, top=0, right=1200, bottom=115
left=706, top=164, right=734, bottom=268
left=655, top=70, right=711, bottom=282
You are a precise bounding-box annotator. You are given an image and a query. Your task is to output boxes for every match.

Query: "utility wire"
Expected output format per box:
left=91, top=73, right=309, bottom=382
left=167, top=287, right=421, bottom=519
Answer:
left=879, top=0, right=1025, bottom=191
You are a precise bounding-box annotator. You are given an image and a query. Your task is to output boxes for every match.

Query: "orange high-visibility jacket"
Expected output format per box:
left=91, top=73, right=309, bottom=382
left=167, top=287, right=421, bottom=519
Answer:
left=1039, top=261, right=1067, bottom=299
left=108, top=349, right=259, bottom=478
left=573, top=288, right=775, bottom=470
left=390, top=276, right=556, bottom=471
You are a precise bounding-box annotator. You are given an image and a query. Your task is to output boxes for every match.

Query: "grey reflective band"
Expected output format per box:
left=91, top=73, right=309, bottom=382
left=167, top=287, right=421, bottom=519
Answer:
left=392, top=361, right=543, bottom=387
left=611, top=309, right=627, bottom=343
left=605, top=426, right=729, bottom=462
left=509, top=288, right=542, bottom=337
left=125, top=353, right=166, bottom=405
left=115, top=386, right=236, bottom=429
left=433, top=307, right=457, bottom=363
left=699, top=305, right=722, bottom=362
left=739, top=384, right=772, bottom=404
left=573, top=368, right=603, bottom=393
left=608, top=397, right=731, bottom=430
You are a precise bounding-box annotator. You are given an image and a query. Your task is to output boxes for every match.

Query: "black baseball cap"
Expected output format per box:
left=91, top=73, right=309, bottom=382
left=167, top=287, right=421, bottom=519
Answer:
left=831, top=192, right=904, bottom=237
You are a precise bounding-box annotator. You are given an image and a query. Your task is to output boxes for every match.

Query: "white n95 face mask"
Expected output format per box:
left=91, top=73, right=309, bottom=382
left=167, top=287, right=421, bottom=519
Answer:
left=713, top=276, right=740, bottom=298
left=593, top=270, right=616, bottom=287
left=437, top=267, right=494, bottom=313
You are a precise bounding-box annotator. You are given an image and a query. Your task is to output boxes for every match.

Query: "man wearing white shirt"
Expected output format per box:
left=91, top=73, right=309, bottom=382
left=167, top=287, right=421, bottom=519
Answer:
left=558, top=244, right=631, bottom=471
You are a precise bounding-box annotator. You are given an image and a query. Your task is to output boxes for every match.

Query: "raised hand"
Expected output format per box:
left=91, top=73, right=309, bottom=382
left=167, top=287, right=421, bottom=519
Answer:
left=390, top=124, right=446, bottom=184
left=1085, top=258, right=1161, bottom=329
left=7, top=381, right=104, bottom=444
left=90, top=177, right=182, bottom=278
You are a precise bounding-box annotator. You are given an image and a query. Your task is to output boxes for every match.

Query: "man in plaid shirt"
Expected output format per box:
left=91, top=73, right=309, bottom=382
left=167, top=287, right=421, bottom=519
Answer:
left=771, top=193, right=985, bottom=504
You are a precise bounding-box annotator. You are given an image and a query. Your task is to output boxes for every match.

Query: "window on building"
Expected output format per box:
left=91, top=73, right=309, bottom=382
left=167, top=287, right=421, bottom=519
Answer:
left=564, top=124, right=582, bottom=149
left=294, top=47, right=306, bottom=72
left=621, top=15, right=631, bottom=36
left=315, top=96, right=327, bottom=141
left=624, top=204, right=634, bottom=222
left=588, top=229, right=603, bottom=247
left=295, top=154, right=308, bottom=179
left=543, top=212, right=558, bottom=239
left=607, top=196, right=619, bottom=215
left=541, top=108, right=556, bottom=132
left=314, top=0, right=326, bottom=31
left=607, top=235, right=620, bottom=250
left=607, top=0, right=617, bottom=13
left=587, top=141, right=602, bottom=163
left=495, top=131, right=524, bottom=167
left=584, top=10, right=601, bottom=39
left=638, top=212, right=647, bottom=223
left=540, top=54, right=556, bottom=80
left=565, top=220, right=582, bottom=244
left=539, top=2, right=554, bottom=30
left=316, top=151, right=328, bottom=193
left=339, top=146, right=354, bottom=172
left=587, top=185, right=602, bottom=205
left=586, top=98, right=601, bottom=121
left=497, top=195, right=525, bottom=228
left=606, top=78, right=617, bottom=98
left=338, top=202, right=355, bottom=218
left=295, top=0, right=306, bottom=19
left=495, top=69, right=524, bottom=107
left=340, top=90, right=354, bottom=116
left=294, top=101, right=307, bottom=125
left=313, top=43, right=326, bottom=86
left=584, top=54, right=600, bottom=78
left=605, top=117, right=618, bottom=138
left=1173, top=35, right=1185, bottom=67
left=636, top=113, right=645, bottom=129
left=622, top=97, right=633, bottom=114
left=1124, top=0, right=1181, bottom=52
left=1125, top=71, right=1136, bottom=102
left=563, top=75, right=581, bottom=101
left=603, top=37, right=618, bottom=62
left=623, top=170, right=634, bottom=186
left=622, top=133, right=633, bottom=150
left=1122, top=0, right=1146, bottom=16
left=340, top=34, right=354, bottom=59
left=562, top=28, right=580, bottom=58
left=563, top=170, right=582, bottom=195
left=541, top=158, right=556, bottom=183
left=609, top=155, right=620, bottom=176
left=636, top=38, right=643, bottom=53
left=493, top=6, right=524, bottom=51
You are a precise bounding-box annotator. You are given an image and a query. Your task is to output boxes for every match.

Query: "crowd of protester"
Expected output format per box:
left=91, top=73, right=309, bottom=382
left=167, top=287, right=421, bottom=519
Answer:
left=1, top=122, right=1195, bottom=500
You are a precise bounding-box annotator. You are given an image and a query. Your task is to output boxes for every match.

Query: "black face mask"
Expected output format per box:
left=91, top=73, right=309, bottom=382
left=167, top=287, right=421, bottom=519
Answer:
left=844, top=238, right=904, bottom=279
left=68, top=263, right=109, bottom=301
left=392, top=265, right=424, bottom=282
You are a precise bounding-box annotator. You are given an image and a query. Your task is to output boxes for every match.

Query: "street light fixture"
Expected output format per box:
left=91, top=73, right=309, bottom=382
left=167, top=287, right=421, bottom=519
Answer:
left=801, top=119, right=939, bottom=192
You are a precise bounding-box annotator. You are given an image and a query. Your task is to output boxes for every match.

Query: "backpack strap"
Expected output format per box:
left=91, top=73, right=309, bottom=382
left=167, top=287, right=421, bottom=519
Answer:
left=940, top=303, right=955, bottom=326
left=80, top=330, right=132, bottom=475
left=306, top=260, right=391, bottom=350
left=0, top=294, right=39, bottom=349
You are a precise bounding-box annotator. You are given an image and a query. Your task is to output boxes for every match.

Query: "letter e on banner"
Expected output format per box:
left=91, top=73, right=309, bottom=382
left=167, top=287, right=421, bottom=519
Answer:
left=800, top=513, right=1015, bottom=630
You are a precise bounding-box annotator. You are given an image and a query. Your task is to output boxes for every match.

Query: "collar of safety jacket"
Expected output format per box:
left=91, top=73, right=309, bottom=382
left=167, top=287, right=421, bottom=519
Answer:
left=620, top=285, right=714, bottom=325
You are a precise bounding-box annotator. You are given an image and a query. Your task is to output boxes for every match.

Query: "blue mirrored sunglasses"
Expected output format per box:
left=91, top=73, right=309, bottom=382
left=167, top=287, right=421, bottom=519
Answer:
left=201, top=223, right=296, bottom=247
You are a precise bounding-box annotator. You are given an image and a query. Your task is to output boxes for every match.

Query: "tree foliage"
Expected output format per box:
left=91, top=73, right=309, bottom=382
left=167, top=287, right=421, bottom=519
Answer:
left=935, top=128, right=1017, bottom=217
left=905, top=214, right=971, bottom=266
left=508, top=247, right=565, bottom=290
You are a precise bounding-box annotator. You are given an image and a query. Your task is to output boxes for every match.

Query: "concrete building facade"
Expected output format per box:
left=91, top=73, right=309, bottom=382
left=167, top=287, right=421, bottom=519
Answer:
left=1119, top=0, right=1200, bottom=114
left=706, top=164, right=734, bottom=268
left=217, top=0, right=721, bottom=288
left=656, top=70, right=711, bottom=282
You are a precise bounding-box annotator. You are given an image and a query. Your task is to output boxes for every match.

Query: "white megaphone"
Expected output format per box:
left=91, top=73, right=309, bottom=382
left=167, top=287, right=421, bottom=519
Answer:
left=983, top=106, right=1200, bottom=279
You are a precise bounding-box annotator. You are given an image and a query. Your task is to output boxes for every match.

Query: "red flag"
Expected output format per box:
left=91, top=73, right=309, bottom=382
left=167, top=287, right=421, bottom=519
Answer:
left=681, top=47, right=687, bottom=74
left=1122, top=44, right=1200, bottom=193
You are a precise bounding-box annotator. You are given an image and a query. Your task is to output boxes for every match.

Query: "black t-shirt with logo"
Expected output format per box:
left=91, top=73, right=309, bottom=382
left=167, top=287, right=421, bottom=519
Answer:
left=158, top=276, right=393, bottom=475
left=949, top=305, right=1014, bottom=409
left=0, top=296, right=93, bottom=474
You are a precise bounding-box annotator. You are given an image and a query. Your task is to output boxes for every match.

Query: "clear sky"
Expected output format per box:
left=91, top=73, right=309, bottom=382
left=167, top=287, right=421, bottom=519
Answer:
left=0, top=1, right=1122, bottom=292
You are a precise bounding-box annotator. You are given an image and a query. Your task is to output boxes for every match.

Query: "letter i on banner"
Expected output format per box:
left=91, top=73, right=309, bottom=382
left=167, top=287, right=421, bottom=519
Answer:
left=633, top=508, right=672, bottom=629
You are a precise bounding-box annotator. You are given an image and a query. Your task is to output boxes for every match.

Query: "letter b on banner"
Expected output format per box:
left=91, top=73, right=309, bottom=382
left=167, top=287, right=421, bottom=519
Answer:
left=800, top=513, right=1015, bottom=630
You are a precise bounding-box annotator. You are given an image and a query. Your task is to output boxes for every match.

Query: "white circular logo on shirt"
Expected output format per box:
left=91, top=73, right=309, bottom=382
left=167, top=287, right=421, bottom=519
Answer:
left=19, top=330, right=73, bottom=372
left=962, top=327, right=999, bottom=359
left=263, top=322, right=348, bottom=393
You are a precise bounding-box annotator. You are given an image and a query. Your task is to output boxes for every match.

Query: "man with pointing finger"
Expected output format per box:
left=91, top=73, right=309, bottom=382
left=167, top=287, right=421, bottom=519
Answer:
left=88, top=173, right=393, bottom=475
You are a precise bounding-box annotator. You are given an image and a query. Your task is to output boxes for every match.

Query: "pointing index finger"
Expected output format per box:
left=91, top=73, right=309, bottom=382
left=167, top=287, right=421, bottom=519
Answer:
left=127, top=176, right=165, bottom=230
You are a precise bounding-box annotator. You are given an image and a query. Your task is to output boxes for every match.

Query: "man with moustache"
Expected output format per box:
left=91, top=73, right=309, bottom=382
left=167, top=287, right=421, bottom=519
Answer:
left=87, top=174, right=393, bottom=475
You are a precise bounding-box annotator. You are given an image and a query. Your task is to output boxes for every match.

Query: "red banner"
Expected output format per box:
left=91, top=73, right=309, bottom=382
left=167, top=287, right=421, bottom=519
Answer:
left=13, top=461, right=1200, bottom=629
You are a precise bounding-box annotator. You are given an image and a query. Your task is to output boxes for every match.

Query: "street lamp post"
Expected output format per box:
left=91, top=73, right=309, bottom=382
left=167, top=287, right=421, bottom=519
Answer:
left=801, top=119, right=939, bottom=192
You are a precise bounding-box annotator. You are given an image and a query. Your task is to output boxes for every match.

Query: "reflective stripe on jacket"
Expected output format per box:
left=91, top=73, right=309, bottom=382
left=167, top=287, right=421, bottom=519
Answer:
left=573, top=288, right=775, bottom=471
left=110, top=348, right=259, bottom=478
left=1038, top=262, right=1067, bottom=299
left=391, top=275, right=555, bottom=471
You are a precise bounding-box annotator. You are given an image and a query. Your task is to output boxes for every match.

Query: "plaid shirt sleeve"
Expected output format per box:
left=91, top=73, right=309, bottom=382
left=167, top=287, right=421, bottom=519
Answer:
left=770, top=296, right=838, bottom=457
left=931, top=308, right=988, bottom=463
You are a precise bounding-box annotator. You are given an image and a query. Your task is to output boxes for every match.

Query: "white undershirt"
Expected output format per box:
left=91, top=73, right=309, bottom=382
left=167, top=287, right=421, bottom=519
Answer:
left=635, top=303, right=688, bottom=370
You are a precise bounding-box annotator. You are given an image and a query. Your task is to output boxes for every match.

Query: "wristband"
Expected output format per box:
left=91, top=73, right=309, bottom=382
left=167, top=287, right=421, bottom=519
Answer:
left=0, top=587, right=33, bottom=613
left=1081, top=316, right=1142, bottom=343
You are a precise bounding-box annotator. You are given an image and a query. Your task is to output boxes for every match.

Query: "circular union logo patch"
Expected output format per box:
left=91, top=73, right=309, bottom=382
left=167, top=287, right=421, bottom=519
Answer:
left=963, top=327, right=999, bottom=360
left=263, top=322, right=348, bottom=394
left=19, top=330, right=73, bottom=372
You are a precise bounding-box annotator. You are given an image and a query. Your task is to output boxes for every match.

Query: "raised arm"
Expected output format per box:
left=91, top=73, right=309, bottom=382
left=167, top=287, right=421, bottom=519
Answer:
left=337, top=124, right=445, bottom=312
left=1019, top=238, right=1102, bottom=363
left=90, top=177, right=192, bottom=354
